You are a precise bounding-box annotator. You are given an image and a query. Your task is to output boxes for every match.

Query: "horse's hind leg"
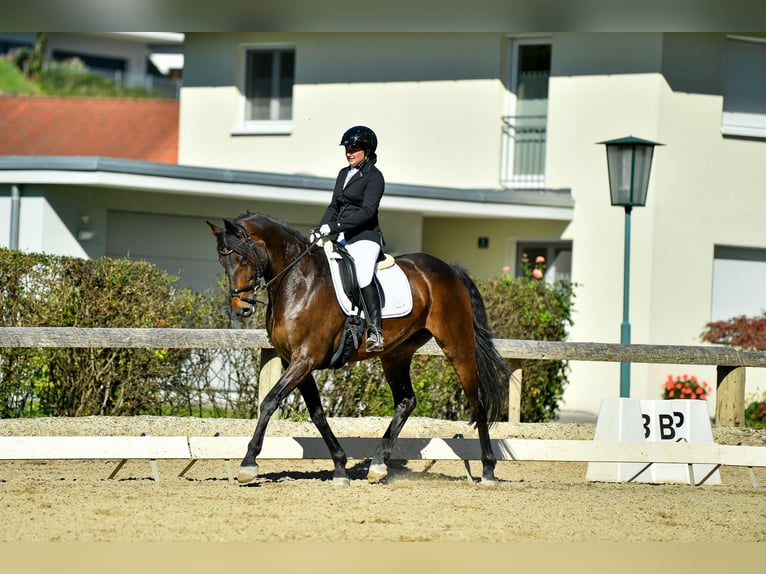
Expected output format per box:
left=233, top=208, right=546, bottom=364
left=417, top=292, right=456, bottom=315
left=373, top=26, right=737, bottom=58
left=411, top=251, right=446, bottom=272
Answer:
left=432, top=331, right=498, bottom=485
left=368, top=350, right=418, bottom=483
left=297, top=375, right=350, bottom=486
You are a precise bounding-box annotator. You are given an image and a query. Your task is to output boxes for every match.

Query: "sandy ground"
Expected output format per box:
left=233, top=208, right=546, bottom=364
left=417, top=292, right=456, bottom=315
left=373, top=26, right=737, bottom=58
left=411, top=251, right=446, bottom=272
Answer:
left=0, top=416, right=764, bottom=543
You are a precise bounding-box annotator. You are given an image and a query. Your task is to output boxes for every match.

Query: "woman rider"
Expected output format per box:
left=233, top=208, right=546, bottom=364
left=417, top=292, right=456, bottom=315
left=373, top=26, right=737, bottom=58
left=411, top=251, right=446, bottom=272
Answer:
left=309, top=125, right=386, bottom=352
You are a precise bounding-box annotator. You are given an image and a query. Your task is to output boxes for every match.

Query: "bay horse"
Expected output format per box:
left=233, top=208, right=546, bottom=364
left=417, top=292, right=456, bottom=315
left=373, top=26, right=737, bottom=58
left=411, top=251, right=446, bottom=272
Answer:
left=208, top=212, right=510, bottom=485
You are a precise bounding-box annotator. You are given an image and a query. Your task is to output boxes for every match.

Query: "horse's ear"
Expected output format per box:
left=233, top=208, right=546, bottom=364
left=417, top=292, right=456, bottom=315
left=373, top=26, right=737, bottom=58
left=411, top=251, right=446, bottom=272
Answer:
left=224, top=219, right=248, bottom=240
left=207, top=221, right=222, bottom=235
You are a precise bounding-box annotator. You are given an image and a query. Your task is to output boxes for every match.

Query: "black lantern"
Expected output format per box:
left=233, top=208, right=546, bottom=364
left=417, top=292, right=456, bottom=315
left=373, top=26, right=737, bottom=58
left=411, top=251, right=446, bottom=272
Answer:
left=600, top=136, right=662, bottom=208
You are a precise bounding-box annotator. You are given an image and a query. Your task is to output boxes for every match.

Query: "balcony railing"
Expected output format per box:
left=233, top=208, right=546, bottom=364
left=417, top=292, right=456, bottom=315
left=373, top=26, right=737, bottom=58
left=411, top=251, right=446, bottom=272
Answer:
left=110, top=69, right=182, bottom=99
left=501, top=115, right=547, bottom=189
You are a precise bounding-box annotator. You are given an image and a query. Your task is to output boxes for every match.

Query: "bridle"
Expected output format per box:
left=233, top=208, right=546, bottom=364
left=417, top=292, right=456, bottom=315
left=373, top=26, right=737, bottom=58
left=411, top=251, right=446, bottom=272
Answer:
left=219, top=220, right=315, bottom=306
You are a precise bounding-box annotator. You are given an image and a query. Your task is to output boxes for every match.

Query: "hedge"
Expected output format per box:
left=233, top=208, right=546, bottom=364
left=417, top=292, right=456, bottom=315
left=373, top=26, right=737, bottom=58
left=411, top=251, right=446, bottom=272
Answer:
left=0, top=249, right=575, bottom=421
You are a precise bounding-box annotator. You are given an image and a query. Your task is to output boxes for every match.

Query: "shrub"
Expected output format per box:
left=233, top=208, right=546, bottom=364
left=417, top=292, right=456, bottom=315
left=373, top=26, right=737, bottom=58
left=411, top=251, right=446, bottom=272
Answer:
left=0, top=249, right=208, bottom=417
left=1, top=249, right=576, bottom=422
left=744, top=389, right=766, bottom=429
left=701, top=312, right=766, bottom=351
left=477, top=256, right=576, bottom=421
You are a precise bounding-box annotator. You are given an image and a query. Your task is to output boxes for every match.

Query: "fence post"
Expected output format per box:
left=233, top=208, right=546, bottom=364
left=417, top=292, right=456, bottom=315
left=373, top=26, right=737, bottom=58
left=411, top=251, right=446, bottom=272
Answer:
left=715, top=365, right=746, bottom=427
left=258, top=348, right=283, bottom=420
left=508, top=359, right=522, bottom=423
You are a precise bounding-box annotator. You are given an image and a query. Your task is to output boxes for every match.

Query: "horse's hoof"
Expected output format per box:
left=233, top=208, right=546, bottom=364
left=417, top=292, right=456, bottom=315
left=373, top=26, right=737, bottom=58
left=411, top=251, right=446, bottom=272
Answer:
left=479, top=477, right=498, bottom=487
left=237, top=464, right=260, bottom=484
left=332, top=476, right=351, bottom=487
left=367, top=463, right=388, bottom=484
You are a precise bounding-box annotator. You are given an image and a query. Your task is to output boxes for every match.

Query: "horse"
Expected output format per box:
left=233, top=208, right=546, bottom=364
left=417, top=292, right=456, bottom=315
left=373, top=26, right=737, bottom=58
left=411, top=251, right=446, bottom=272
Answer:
left=208, top=212, right=511, bottom=486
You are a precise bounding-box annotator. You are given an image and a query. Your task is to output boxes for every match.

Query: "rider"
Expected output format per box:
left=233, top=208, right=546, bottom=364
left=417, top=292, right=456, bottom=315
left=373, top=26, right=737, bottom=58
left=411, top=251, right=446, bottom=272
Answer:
left=309, top=125, right=385, bottom=352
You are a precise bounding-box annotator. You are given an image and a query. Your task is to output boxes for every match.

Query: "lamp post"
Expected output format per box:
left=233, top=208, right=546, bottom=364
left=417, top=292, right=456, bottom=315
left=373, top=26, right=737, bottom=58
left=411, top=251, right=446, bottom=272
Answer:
left=598, top=136, right=662, bottom=398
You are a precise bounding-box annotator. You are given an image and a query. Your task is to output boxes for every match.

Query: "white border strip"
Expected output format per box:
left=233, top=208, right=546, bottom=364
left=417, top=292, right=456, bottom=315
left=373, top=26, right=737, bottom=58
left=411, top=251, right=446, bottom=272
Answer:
left=0, top=436, right=764, bottom=467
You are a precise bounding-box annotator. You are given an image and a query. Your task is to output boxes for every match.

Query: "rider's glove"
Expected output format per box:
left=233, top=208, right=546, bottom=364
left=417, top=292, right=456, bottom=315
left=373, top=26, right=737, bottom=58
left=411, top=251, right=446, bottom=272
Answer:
left=309, top=224, right=333, bottom=243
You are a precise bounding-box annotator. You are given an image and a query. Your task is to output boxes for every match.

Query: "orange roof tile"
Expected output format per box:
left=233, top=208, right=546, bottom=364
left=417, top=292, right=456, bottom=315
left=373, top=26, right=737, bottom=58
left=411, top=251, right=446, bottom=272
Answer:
left=0, top=95, right=178, bottom=163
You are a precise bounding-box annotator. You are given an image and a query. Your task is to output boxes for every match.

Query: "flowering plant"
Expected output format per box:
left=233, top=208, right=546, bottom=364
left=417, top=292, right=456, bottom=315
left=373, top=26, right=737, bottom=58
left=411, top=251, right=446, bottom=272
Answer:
left=745, top=388, right=766, bottom=428
left=662, top=374, right=711, bottom=400
left=503, top=253, right=546, bottom=283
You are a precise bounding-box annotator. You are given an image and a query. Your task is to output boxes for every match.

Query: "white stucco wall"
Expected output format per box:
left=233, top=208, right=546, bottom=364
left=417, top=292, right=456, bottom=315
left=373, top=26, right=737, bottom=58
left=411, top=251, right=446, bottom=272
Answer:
left=179, top=33, right=508, bottom=189
left=0, top=188, right=88, bottom=258
left=546, top=33, right=766, bottom=415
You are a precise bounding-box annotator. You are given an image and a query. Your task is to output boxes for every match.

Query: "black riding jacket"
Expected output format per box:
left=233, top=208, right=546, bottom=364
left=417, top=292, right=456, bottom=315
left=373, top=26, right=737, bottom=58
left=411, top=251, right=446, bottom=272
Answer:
left=319, top=160, right=385, bottom=247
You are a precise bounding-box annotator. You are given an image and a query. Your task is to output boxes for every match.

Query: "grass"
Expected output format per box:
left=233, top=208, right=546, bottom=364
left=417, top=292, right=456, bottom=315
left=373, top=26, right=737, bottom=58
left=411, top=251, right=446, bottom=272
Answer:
left=0, top=57, right=169, bottom=99
left=0, top=58, right=42, bottom=95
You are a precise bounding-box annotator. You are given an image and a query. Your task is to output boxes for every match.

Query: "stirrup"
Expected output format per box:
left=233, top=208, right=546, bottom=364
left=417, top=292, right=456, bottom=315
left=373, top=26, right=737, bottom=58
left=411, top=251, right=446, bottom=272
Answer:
left=365, top=332, right=384, bottom=352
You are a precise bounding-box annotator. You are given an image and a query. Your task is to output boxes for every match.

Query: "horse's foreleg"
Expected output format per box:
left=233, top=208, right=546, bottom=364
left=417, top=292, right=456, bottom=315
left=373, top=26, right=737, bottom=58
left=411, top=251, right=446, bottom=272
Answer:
left=297, top=376, right=349, bottom=486
left=238, top=360, right=311, bottom=484
left=368, top=352, right=418, bottom=483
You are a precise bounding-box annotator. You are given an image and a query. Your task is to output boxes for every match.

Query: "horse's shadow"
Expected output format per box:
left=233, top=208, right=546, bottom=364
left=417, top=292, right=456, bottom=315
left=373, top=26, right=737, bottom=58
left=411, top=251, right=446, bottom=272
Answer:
left=240, top=459, right=475, bottom=486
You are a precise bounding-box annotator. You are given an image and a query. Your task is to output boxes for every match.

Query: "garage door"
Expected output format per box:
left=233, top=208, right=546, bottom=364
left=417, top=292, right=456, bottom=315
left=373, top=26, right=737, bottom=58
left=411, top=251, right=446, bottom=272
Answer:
left=106, top=210, right=223, bottom=293
left=711, top=245, right=766, bottom=322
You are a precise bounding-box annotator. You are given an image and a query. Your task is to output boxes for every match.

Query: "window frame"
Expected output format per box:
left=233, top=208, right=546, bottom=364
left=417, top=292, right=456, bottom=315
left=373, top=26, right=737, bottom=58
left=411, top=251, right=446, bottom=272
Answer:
left=234, top=43, right=295, bottom=136
left=501, top=36, right=552, bottom=189
left=721, top=35, right=766, bottom=139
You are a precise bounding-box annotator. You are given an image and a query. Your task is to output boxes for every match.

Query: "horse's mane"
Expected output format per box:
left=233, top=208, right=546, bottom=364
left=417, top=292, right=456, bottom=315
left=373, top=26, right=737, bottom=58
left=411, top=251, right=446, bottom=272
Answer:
left=234, top=211, right=307, bottom=244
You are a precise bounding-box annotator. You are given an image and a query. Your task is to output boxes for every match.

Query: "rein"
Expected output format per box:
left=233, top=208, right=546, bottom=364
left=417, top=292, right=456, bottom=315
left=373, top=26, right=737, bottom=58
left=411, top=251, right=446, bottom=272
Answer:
left=221, top=223, right=317, bottom=306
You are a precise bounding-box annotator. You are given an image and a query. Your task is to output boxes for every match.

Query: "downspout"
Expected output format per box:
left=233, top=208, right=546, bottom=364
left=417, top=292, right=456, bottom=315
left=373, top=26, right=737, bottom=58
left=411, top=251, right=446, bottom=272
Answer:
left=9, top=184, right=21, bottom=250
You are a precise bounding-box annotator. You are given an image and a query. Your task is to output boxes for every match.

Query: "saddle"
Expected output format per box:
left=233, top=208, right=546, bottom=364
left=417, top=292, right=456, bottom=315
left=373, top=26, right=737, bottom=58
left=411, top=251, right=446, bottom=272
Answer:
left=330, top=241, right=387, bottom=313
left=324, top=241, right=382, bottom=369
left=323, top=241, right=412, bottom=369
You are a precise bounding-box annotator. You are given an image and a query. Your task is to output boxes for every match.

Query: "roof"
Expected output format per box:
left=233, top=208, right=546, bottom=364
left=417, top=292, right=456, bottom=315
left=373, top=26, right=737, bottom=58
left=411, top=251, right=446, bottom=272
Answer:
left=0, top=96, right=179, bottom=163
left=0, top=156, right=574, bottom=220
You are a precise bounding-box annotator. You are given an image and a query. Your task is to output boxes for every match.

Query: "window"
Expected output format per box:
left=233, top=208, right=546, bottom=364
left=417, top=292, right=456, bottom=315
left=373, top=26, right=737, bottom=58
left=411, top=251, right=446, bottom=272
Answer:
left=711, top=246, right=766, bottom=321
left=502, top=38, right=551, bottom=189
left=721, top=36, right=766, bottom=138
left=516, top=241, right=572, bottom=283
left=240, top=46, right=295, bottom=134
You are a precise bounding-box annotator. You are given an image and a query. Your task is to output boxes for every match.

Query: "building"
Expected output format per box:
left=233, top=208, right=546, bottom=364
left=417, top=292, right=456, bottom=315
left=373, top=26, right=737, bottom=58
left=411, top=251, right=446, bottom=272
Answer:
left=2, top=32, right=765, bottom=416
left=0, top=32, right=183, bottom=97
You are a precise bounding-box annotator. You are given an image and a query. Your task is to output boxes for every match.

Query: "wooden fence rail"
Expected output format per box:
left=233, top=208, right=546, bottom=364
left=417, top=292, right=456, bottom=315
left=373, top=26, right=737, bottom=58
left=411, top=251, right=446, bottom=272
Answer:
left=1, top=327, right=764, bottom=425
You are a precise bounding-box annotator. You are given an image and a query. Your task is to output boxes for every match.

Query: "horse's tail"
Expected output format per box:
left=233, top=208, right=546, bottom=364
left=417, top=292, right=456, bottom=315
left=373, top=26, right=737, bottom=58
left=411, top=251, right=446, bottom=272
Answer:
left=452, top=263, right=511, bottom=424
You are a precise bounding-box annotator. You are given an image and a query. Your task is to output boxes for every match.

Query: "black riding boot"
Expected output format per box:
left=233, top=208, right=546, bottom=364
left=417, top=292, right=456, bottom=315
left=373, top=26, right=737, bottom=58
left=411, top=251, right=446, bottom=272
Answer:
left=360, top=283, right=384, bottom=352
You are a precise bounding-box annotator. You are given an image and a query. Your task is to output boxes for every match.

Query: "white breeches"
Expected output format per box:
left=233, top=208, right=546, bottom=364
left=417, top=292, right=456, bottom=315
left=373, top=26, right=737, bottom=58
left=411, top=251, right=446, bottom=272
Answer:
left=345, top=239, right=380, bottom=287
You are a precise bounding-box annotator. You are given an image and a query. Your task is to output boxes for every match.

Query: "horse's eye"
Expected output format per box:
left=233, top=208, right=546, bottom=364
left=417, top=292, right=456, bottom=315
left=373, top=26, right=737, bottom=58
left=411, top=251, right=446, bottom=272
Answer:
left=239, top=256, right=248, bottom=266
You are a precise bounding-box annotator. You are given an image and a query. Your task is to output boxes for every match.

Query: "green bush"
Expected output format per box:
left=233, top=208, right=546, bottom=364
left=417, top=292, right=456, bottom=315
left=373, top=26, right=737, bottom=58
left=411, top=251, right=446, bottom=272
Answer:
left=1, top=249, right=575, bottom=422
left=744, top=389, right=766, bottom=429
left=39, top=59, right=167, bottom=99
left=0, top=249, right=209, bottom=417
left=478, top=268, right=576, bottom=422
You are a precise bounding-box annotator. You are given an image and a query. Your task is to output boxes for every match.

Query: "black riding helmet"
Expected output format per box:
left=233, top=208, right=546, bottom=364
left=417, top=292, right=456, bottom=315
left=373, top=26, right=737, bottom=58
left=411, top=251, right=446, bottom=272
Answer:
left=340, top=125, right=377, bottom=154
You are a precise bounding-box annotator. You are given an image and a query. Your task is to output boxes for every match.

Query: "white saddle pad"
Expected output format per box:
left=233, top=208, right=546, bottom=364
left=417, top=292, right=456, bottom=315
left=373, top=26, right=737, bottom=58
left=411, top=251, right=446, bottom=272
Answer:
left=324, top=243, right=413, bottom=318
